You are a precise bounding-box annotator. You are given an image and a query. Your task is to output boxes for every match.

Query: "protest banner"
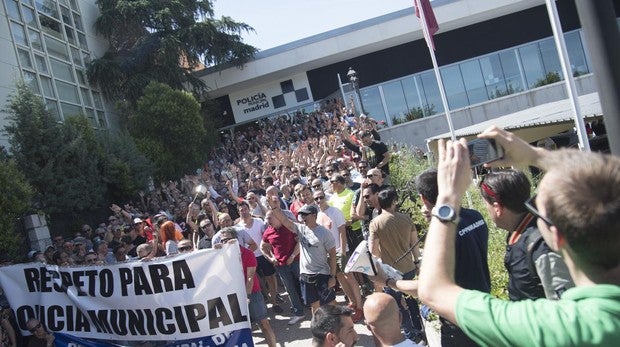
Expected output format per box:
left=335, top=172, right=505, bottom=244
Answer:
left=0, top=244, right=253, bottom=346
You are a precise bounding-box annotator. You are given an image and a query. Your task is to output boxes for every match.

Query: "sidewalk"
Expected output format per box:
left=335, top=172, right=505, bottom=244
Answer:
left=252, top=293, right=375, bottom=346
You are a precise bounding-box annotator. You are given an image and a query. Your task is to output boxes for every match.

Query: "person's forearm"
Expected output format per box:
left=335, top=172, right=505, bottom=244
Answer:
left=418, top=194, right=461, bottom=323
left=329, top=248, right=337, bottom=276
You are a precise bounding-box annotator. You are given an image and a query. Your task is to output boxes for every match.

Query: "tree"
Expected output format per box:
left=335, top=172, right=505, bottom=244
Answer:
left=98, top=130, right=154, bottom=203
left=129, top=81, right=206, bottom=180
left=4, top=83, right=105, bottom=213
left=0, top=150, right=33, bottom=261
left=87, top=0, right=257, bottom=103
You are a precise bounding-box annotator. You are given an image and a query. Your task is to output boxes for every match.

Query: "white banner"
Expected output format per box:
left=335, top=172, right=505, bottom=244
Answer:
left=0, top=244, right=252, bottom=343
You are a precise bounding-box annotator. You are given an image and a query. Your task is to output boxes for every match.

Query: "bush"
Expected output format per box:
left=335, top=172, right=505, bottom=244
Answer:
left=0, top=152, right=33, bottom=261
left=533, top=71, right=561, bottom=88
left=389, top=147, right=509, bottom=299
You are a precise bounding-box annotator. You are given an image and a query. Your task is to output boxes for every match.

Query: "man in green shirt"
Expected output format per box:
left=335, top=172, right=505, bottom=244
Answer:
left=381, top=126, right=620, bottom=346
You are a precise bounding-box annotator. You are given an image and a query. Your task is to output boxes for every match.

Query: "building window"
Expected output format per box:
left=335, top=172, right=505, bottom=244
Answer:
left=10, top=21, right=28, bottom=46
left=460, top=60, right=488, bottom=105
left=35, top=0, right=59, bottom=19
left=34, top=54, right=49, bottom=74
left=44, top=35, right=69, bottom=60
left=40, top=76, right=55, bottom=97
left=50, top=58, right=74, bottom=82
left=56, top=80, right=80, bottom=103
left=28, top=28, right=43, bottom=51
left=440, top=65, right=468, bottom=109
left=17, top=48, right=33, bottom=69
left=22, top=5, right=37, bottom=28
left=40, top=15, right=63, bottom=40
left=7, top=0, right=22, bottom=21
left=518, top=43, right=546, bottom=88
left=360, top=86, right=386, bottom=123
left=60, top=102, right=83, bottom=117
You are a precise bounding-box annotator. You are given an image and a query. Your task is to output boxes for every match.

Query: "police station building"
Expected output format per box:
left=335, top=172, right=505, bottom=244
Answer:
left=196, top=0, right=618, bottom=149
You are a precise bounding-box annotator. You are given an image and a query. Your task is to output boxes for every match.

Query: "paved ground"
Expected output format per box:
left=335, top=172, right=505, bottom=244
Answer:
left=251, top=293, right=375, bottom=347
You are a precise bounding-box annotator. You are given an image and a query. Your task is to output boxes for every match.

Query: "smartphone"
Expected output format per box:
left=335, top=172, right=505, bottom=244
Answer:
left=467, top=138, right=504, bottom=167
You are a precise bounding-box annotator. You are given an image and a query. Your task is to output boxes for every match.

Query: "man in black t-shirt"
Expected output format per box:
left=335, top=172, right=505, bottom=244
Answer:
left=415, top=169, right=490, bottom=347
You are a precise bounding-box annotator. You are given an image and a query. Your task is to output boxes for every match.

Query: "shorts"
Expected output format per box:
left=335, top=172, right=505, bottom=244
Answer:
left=256, top=255, right=276, bottom=277
left=248, top=291, right=269, bottom=323
left=300, top=273, right=335, bottom=306
left=336, top=252, right=350, bottom=272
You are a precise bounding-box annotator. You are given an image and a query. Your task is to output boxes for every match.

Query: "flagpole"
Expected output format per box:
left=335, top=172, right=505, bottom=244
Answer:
left=545, top=0, right=590, bottom=151
left=415, top=0, right=456, bottom=141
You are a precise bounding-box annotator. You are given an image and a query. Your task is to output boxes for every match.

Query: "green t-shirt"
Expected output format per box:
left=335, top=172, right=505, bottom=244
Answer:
left=328, top=188, right=361, bottom=230
left=455, top=285, right=620, bottom=347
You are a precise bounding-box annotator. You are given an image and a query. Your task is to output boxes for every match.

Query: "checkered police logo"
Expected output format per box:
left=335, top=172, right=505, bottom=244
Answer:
left=271, top=79, right=309, bottom=109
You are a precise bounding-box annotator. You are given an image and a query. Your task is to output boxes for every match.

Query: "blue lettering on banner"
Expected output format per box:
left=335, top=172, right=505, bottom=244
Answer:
left=54, top=328, right=254, bottom=347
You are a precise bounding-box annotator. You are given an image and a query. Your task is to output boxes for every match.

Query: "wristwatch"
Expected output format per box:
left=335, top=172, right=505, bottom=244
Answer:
left=432, top=204, right=460, bottom=224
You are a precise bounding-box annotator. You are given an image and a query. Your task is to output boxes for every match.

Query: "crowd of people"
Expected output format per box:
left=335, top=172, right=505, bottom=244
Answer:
left=2, top=93, right=619, bottom=346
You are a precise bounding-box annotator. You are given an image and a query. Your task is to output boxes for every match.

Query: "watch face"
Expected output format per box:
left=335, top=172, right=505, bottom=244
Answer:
left=437, top=205, right=453, bottom=219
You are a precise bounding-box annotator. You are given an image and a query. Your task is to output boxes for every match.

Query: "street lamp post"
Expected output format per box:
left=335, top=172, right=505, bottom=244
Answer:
left=347, top=67, right=366, bottom=115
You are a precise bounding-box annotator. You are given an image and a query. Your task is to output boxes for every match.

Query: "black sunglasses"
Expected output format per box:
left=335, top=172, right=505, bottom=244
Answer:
left=220, top=237, right=235, bottom=243
left=179, top=246, right=193, bottom=252
left=314, top=196, right=326, bottom=201
left=524, top=194, right=554, bottom=226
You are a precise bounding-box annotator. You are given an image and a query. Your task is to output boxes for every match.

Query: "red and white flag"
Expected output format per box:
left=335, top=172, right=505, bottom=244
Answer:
left=415, top=0, right=439, bottom=50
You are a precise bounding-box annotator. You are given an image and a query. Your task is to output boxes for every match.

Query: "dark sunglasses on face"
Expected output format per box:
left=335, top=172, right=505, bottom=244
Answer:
left=524, top=194, right=554, bottom=226
left=220, top=237, right=235, bottom=243
left=363, top=194, right=371, bottom=199
left=314, top=196, right=326, bottom=201
left=179, top=246, right=192, bottom=252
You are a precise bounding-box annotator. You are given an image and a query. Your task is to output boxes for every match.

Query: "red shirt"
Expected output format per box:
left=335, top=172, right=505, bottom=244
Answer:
left=240, top=246, right=261, bottom=293
left=262, top=225, right=299, bottom=266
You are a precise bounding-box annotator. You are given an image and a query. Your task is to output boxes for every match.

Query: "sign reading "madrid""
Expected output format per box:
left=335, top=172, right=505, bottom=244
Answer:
left=230, top=73, right=313, bottom=124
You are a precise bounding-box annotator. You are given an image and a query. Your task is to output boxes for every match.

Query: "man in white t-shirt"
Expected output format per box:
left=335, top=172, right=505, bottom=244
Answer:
left=237, top=201, right=281, bottom=313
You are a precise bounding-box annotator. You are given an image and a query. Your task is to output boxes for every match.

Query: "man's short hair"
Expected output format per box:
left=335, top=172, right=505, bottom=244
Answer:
left=377, top=187, right=398, bottom=209
left=415, top=168, right=438, bottom=204
left=542, top=149, right=620, bottom=269
left=331, top=174, right=346, bottom=185
left=220, top=226, right=238, bottom=239
left=479, top=169, right=530, bottom=213
left=364, top=183, right=381, bottom=194
left=310, top=305, right=354, bottom=345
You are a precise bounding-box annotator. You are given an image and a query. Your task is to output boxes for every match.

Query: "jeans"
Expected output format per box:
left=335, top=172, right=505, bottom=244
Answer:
left=275, top=260, right=304, bottom=316
left=384, top=269, right=424, bottom=341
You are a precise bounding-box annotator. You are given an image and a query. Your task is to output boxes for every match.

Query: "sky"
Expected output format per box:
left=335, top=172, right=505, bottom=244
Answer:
left=213, top=0, right=414, bottom=51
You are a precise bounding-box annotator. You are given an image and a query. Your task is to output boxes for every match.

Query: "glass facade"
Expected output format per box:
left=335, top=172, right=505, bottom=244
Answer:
left=359, top=29, right=592, bottom=126
left=5, top=0, right=108, bottom=127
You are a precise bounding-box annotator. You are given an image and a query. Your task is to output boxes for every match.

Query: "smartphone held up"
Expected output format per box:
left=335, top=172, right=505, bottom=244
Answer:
left=467, top=138, right=504, bottom=167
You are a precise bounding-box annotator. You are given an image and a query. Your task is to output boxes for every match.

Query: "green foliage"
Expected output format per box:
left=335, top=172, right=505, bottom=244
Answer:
left=98, top=131, right=153, bottom=203
left=0, top=153, right=33, bottom=260
left=533, top=71, right=562, bottom=88
left=3, top=82, right=152, bottom=220
left=129, top=81, right=206, bottom=181
left=465, top=185, right=509, bottom=299
left=88, top=0, right=257, bottom=103
left=391, top=105, right=435, bottom=125
left=389, top=145, right=432, bottom=232
left=489, top=83, right=520, bottom=99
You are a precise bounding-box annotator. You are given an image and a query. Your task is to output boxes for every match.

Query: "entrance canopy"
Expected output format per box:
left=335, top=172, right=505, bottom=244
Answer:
left=426, top=92, right=602, bottom=153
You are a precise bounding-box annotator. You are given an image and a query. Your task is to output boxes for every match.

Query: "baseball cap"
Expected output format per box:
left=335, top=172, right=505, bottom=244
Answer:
left=298, top=204, right=318, bottom=215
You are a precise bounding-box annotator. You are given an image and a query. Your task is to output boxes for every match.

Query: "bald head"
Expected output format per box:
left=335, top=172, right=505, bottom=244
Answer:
left=364, top=293, right=398, bottom=325
left=363, top=293, right=402, bottom=343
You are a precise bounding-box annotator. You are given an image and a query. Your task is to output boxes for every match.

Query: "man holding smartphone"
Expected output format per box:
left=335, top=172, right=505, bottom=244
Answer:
left=415, top=127, right=620, bottom=346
